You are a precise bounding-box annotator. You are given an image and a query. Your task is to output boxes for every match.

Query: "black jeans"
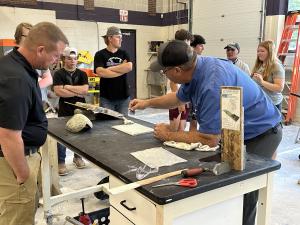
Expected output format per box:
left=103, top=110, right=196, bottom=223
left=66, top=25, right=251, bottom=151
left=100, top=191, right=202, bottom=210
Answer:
left=243, top=123, right=282, bottom=225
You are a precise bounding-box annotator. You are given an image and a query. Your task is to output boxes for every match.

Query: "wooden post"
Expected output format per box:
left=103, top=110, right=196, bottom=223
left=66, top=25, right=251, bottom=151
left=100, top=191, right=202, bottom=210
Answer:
left=40, top=136, right=61, bottom=196
left=221, top=86, right=245, bottom=171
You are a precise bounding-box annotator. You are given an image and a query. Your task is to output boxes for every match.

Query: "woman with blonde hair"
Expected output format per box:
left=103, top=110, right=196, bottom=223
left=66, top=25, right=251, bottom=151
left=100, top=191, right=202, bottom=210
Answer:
left=252, top=40, right=285, bottom=111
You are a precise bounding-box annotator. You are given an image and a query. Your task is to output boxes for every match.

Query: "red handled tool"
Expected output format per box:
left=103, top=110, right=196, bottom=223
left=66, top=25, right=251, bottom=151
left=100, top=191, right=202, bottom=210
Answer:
left=181, top=168, right=206, bottom=177
left=152, top=178, right=198, bottom=188
left=79, top=198, right=92, bottom=225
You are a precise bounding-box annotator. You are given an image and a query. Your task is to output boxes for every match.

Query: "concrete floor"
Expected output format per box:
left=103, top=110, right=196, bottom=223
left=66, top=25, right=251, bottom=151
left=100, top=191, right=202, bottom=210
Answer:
left=35, top=108, right=300, bottom=225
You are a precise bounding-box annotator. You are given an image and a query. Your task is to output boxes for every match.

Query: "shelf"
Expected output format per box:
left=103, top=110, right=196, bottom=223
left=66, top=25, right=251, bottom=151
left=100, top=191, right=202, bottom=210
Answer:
left=88, top=90, right=100, bottom=93
left=147, top=52, right=157, bottom=61
left=88, top=77, right=100, bottom=82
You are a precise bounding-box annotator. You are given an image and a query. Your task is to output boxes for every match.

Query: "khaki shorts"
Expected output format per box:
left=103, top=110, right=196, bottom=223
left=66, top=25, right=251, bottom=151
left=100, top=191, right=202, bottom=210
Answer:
left=0, top=152, right=41, bottom=225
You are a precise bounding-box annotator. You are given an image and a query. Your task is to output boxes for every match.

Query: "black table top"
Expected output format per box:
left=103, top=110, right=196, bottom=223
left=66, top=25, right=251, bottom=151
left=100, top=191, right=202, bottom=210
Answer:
left=47, top=117, right=281, bottom=205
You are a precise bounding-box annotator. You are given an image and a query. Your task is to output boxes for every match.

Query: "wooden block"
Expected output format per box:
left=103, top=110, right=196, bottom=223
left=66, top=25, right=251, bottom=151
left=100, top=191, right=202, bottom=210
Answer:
left=220, top=87, right=245, bottom=171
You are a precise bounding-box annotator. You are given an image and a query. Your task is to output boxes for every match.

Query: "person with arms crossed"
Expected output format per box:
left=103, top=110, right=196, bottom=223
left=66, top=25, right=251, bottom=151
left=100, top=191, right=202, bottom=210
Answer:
left=0, top=22, right=68, bottom=225
left=94, top=26, right=132, bottom=115
left=129, top=40, right=282, bottom=225
left=53, top=47, right=89, bottom=175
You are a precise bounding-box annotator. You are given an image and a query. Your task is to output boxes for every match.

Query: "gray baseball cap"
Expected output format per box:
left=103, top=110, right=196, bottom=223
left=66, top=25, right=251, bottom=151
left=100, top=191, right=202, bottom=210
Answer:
left=150, top=40, right=197, bottom=72
left=103, top=26, right=122, bottom=37
left=224, top=42, right=240, bottom=53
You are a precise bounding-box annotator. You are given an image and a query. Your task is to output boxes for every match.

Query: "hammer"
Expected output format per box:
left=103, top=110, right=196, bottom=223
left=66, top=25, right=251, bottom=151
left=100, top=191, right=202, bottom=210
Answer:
left=181, top=161, right=231, bottom=177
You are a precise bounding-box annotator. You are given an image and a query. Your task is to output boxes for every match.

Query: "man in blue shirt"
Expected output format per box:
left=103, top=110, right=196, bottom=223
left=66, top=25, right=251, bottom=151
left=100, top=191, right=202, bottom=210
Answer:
left=129, top=40, right=282, bottom=225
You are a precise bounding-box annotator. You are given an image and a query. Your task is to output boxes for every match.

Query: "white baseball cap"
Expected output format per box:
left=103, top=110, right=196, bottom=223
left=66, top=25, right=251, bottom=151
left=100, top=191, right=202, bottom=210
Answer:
left=63, top=47, right=78, bottom=57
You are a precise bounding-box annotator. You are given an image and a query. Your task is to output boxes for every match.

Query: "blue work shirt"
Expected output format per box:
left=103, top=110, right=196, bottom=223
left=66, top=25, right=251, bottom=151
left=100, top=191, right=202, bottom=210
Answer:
left=177, top=56, right=281, bottom=140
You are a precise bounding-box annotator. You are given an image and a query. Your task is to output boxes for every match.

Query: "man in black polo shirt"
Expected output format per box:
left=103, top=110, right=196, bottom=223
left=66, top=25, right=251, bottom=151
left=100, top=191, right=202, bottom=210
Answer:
left=53, top=47, right=89, bottom=175
left=0, top=22, right=68, bottom=225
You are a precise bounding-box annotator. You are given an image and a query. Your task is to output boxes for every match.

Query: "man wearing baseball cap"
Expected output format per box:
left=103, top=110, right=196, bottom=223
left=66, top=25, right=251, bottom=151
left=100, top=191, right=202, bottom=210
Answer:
left=129, top=40, right=282, bottom=225
left=224, top=42, right=251, bottom=75
left=94, top=26, right=132, bottom=115
left=53, top=46, right=89, bottom=175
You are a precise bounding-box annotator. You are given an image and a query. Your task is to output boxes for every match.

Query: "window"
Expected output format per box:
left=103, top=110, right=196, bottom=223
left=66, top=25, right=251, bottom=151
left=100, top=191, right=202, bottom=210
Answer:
left=288, top=0, right=300, bottom=11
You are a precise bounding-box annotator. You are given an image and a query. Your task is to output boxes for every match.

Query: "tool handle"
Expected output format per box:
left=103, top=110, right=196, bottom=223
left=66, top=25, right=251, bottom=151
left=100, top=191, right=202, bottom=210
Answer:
left=181, top=168, right=205, bottom=177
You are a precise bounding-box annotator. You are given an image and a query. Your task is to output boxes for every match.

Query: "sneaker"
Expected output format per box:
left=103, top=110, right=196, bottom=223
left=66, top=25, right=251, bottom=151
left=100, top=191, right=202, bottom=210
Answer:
left=58, top=163, right=70, bottom=176
left=73, top=157, right=86, bottom=169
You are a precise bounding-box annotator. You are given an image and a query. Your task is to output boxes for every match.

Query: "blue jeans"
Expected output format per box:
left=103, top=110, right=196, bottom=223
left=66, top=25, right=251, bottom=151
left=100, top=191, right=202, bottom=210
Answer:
left=57, top=143, right=81, bottom=164
left=100, top=97, right=130, bottom=115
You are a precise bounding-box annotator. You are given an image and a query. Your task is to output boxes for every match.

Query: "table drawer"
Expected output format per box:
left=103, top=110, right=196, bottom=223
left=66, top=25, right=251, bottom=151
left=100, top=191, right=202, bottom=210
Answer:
left=110, top=176, right=156, bottom=225
left=110, top=206, right=134, bottom=225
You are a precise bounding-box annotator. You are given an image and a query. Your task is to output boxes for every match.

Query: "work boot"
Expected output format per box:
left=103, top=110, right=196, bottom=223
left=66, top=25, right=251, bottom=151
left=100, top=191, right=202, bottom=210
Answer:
left=73, top=157, right=86, bottom=169
left=58, top=163, right=70, bottom=176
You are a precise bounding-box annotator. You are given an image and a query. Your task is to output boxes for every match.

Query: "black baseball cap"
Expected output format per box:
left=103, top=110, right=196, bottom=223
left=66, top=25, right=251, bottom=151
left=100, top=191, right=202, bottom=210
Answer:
left=224, top=42, right=240, bottom=53
left=150, top=40, right=197, bottom=72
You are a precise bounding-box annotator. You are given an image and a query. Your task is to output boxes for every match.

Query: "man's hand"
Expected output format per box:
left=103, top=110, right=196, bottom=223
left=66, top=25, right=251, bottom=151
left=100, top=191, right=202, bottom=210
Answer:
left=129, top=99, right=149, bottom=112
left=154, top=123, right=172, bottom=141
left=0, top=128, right=30, bottom=184
left=178, top=104, right=186, bottom=114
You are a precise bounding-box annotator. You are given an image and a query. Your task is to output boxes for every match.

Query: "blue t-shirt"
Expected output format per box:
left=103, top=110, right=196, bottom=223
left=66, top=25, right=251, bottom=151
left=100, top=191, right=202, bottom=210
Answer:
left=177, top=56, right=281, bottom=140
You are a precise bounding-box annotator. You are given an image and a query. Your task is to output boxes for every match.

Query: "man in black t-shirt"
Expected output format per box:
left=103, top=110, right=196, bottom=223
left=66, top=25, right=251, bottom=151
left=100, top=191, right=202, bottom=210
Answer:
left=0, top=22, right=68, bottom=225
left=53, top=47, right=89, bottom=176
left=94, top=26, right=133, bottom=115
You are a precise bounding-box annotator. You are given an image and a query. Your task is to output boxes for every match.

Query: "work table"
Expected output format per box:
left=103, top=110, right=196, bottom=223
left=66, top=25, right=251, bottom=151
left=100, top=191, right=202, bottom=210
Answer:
left=43, top=117, right=281, bottom=225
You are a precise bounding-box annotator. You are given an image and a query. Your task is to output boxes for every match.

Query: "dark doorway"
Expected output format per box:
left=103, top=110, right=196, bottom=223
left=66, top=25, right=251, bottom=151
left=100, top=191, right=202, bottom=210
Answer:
left=120, top=29, right=137, bottom=99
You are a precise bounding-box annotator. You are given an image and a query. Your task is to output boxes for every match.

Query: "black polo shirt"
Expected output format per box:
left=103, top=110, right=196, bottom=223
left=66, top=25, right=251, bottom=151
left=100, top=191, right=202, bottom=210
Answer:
left=53, top=68, right=88, bottom=117
left=0, top=48, right=48, bottom=147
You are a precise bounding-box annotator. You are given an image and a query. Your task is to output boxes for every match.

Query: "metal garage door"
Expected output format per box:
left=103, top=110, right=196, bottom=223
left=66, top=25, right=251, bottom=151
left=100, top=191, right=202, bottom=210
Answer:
left=192, top=0, right=264, bottom=69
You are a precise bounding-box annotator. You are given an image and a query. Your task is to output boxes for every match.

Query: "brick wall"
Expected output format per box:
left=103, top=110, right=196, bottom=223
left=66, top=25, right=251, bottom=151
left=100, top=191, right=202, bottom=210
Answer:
left=148, top=0, right=156, bottom=15
left=0, top=0, right=37, bottom=5
left=84, top=0, right=94, bottom=10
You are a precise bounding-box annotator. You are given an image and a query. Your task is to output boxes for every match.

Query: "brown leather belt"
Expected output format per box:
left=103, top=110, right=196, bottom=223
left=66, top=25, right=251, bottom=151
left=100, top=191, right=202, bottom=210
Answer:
left=0, top=147, right=38, bottom=157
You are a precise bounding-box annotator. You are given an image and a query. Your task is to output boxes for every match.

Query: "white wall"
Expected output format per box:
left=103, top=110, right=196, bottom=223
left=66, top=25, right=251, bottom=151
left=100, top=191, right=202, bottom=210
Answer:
left=0, top=6, right=56, bottom=39
left=56, top=19, right=99, bottom=56
left=192, top=0, right=263, bottom=69
left=265, top=15, right=285, bottom=50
